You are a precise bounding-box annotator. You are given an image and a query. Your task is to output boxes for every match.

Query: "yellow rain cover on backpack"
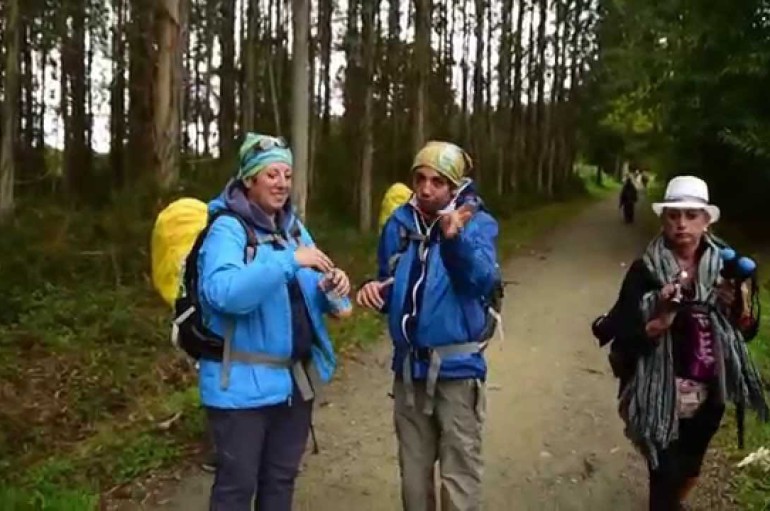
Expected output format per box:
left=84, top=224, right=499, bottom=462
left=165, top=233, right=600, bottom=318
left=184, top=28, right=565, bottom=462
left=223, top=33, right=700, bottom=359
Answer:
left=378, top=182, right=412, bottom=231
left=151, top=198, right=209, bottom=307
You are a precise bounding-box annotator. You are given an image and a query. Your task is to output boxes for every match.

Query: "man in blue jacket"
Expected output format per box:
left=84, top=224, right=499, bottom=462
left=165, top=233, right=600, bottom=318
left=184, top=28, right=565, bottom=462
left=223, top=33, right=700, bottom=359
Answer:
left=357, top=141, right=501, bottom=511
left=198, top=133, right=352, bottom=511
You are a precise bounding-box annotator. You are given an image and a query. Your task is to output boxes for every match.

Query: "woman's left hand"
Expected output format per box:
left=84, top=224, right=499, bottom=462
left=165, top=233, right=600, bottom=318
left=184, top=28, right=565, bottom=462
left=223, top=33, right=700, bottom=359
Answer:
left=320, top=268, right=351, bottom=298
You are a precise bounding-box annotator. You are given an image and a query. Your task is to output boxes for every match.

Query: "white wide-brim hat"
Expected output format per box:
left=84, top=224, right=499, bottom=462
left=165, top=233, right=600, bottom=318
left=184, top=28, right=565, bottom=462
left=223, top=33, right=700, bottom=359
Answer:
left=651, top=175, right=721, bottom=224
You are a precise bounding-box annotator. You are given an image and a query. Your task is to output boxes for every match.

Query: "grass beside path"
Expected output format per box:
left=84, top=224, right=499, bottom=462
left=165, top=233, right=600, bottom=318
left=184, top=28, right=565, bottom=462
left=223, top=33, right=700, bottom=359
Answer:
left=0, top=175, right=615, bottom=509
left=711, top=249, right=770, bottom=510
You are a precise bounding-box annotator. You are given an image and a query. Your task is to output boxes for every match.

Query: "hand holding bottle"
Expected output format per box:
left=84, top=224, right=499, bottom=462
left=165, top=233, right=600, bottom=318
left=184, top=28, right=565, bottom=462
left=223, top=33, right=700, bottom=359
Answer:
left=319, top=268, right=353, bottom=318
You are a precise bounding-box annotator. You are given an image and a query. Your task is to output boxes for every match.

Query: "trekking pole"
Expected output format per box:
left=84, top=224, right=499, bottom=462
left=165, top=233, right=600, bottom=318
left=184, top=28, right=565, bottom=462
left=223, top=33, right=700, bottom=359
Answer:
left=310, top=422, right=320, bottom=454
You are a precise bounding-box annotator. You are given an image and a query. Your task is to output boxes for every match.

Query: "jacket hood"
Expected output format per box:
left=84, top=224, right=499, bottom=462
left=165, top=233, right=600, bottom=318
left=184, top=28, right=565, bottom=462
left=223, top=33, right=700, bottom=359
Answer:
left=208, top=178, right=296, bottom=233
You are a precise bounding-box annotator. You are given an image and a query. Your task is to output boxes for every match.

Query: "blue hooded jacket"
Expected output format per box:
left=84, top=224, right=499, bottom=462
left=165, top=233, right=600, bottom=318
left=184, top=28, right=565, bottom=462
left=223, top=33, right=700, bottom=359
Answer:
left=376, top=180, right=500, bottom=381
left=196, top=180, right=343, bottom=409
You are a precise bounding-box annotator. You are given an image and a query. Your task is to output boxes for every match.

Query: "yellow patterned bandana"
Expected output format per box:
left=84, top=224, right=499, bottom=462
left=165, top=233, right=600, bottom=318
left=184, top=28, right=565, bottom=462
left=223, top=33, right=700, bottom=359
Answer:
left=411, top=141, right=470, bottom=186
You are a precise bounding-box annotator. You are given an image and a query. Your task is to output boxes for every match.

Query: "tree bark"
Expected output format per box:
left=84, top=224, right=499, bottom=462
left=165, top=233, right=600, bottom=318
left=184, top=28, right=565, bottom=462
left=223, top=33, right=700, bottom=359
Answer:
left=319, top=0, right=332, bottom=142
left=243, top=0, right=259, bottom=133
left=534, top=0, right=548, bottom=193
left=509, top=0, right=526, bottom=190
left=524, top=2, right=537, bottom=188
left=472, top=0, right=485, bottom=184
left=460, top=0, right=470, bottom=146
left=218, top=0, right=236, bottom=156
left=64, top=0, right=90, bottom=195
left=413, top=0, right=431, bottom=153
left=111, top=0, right=127, bottom=186
left=21, top=21, right=34, bottom=178
left=359, top=0, right=378, bottom=231
left=154, top=0, right=183, bottom=190
left=290, top=0, right=310, bottom=220
left=0, top=0, right=19, bottom=221
left=128, top=0, right=156, bottom=180
left=497, top=0, right=513, bottom=195
left=387, top=0, right=401, bottom=180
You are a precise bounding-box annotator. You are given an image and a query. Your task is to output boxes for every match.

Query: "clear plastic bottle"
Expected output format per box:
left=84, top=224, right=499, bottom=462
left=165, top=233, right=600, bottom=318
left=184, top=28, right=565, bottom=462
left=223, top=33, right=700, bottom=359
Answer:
left=322, top=272, right=353, bottom=318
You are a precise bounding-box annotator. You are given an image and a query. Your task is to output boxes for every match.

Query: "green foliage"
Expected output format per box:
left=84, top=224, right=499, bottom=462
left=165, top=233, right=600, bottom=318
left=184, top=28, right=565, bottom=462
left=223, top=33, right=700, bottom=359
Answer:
left=0, top=485, right=98, bottom=511
left=585, top=0, right=770, bottom=220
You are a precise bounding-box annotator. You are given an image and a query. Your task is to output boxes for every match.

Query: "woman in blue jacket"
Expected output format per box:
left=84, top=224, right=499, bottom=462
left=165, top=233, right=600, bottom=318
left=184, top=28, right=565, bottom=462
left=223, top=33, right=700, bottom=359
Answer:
left=198, top=133, right=352, bottom=511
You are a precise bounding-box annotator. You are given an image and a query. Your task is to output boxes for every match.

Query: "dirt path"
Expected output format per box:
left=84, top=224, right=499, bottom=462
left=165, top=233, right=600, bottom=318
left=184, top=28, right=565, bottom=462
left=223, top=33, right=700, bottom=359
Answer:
left=142, top=196, right=658, bottom=510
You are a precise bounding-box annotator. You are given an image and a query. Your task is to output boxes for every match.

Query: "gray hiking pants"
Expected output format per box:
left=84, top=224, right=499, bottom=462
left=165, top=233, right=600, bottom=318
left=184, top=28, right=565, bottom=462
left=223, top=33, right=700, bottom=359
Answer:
left=393, top=378, right=486, bottom=511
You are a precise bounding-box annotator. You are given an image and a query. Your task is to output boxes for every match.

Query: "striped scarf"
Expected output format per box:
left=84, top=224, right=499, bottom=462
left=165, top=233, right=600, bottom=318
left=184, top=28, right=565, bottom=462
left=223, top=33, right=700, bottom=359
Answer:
left=623, top=234, right=768, bottom=468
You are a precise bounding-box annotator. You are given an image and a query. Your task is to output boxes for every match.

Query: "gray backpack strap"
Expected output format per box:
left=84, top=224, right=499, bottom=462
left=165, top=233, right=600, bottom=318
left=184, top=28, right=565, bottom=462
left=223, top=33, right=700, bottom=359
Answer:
left=254, top=232, right=285, bottom=247
left=305, top=360, right=324, bottom=400
left=220, top=319, right=235, bottom=390
left=290, top=359, right=325, bottom=403
left=400, top=343, right=481, bottom=416
left=219, top=318, right=296, bottom=390
left=422, top=343, right=481, bottom=415
left=218, top=328, right=322, bottom=398
left=388, top=226, right=427, bottom=275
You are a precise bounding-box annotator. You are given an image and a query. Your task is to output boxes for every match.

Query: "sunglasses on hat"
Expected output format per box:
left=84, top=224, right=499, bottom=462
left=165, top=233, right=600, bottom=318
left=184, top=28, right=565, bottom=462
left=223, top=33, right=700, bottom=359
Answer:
left=240, top=136, right=289, bottom=168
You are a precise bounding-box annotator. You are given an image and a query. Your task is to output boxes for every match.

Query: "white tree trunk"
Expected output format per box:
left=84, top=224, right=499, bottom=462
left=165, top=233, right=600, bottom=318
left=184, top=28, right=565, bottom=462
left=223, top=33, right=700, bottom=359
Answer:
left=291, top=0, right=310, bottom=220
left=154, top=0, right=182, bottom=190
left=413, top=0, right=431, bottom=153
left=359, top=0, right=379, bottom=232
left=0, top=0, right=20, bottom=221
left=243, top=0, right=259, bottom=133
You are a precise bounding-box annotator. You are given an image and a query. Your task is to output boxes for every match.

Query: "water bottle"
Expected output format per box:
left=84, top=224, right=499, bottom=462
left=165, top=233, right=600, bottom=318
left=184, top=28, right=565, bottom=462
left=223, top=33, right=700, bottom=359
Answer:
left=322, top=272, right=353, bottom=318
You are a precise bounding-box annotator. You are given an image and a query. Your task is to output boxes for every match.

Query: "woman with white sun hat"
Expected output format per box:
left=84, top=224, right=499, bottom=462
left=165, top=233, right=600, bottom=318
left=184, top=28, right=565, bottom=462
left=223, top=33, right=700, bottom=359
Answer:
left=607, top=175, right=767, bottom=510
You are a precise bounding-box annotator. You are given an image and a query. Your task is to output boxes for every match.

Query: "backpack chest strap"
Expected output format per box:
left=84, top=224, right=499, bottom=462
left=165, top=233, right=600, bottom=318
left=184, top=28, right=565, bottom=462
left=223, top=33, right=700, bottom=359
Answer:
left=387, top=227, right=431, bottom=275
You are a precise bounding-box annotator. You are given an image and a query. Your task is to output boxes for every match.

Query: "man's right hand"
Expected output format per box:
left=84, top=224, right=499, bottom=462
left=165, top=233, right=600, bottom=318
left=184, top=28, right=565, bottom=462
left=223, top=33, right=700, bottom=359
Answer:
left=356, top=278, right=393, bottom=311
left=294, top=246, right=335, bottom=273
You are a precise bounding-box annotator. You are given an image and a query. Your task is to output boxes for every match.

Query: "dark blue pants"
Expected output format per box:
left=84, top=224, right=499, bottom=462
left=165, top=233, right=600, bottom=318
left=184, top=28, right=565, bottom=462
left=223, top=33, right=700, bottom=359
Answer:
left=207, top=400, right=312, bottom=511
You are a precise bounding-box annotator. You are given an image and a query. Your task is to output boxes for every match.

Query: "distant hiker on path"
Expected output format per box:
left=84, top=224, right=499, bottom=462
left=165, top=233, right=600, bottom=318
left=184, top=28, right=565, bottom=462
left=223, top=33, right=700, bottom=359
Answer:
left=357, top=141, right=502, bottom=511
left=606, top=176, right=768, bottom=511
left=619, top=176, right=639, bottom=223
left=197, top=133, right=352, bottom=511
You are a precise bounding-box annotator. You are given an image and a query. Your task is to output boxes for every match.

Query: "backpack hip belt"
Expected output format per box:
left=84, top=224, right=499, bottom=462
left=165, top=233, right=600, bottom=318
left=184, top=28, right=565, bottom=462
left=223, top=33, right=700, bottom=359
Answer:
left=218, top=318, right=324, bottom=402
left=402, top=342, right=482, bottom=416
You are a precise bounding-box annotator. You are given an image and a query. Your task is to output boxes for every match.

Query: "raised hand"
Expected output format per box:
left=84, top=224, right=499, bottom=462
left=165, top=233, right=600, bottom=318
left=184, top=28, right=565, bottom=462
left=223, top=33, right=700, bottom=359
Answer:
left=294, top=246, right=335, bottom=273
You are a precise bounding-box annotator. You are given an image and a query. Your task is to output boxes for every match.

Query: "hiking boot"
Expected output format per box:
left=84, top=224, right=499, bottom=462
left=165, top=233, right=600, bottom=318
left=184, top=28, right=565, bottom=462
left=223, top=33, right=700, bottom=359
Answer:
left=200, top=454, right=216, bottom=473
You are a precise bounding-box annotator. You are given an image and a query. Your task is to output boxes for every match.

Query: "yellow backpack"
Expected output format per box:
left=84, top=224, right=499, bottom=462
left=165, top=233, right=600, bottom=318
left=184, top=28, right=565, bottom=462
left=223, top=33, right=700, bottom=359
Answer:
left=378, top=182, right=412, bottom=231
left=150, top=198, right=209, bottom=307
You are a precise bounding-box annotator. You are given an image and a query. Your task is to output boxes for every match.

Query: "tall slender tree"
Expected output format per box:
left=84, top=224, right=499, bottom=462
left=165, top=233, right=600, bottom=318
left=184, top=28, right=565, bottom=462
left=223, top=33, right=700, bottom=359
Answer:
left=290, top=0, right=310, bottom=219
left=413, top=0, right=431, bottom=152
left=0, top=0, right=19, bottom=220
left=154, top=0, right=184, bottom=190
